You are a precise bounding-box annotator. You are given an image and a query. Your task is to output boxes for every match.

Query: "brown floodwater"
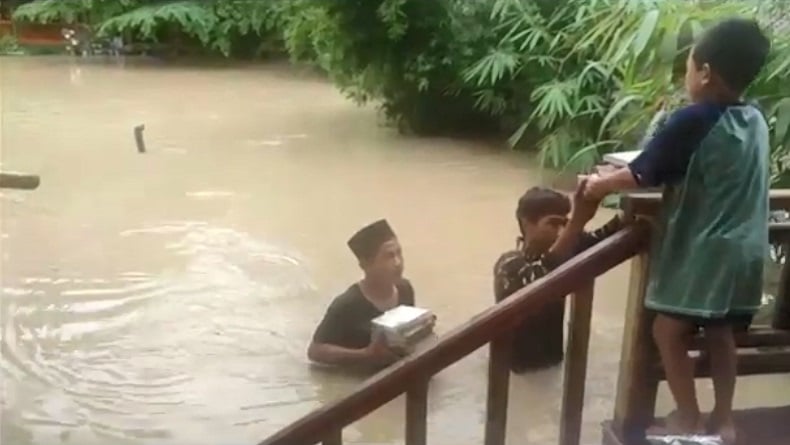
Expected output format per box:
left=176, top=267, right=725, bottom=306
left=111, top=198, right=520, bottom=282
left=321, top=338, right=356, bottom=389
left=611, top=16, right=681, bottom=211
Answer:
left=1, top=57, right=787, bottom=445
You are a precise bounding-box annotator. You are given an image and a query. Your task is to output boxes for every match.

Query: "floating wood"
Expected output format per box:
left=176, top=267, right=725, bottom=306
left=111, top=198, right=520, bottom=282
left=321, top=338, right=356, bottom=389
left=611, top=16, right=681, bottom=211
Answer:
left=134, top=124, right=146, bottom=153
left=0, top=172, right=40, bottom=190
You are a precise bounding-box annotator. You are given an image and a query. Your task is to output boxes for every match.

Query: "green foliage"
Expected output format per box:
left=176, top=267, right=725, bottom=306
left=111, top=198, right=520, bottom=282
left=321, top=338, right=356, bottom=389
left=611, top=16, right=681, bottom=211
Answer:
left=13, top=0, right=94, bottom=24
left=277, top=0, right=500, bottom=134
left=13, top=0, right=139, bottom=28
left=13, top=0, right=291, bottom=57
left=0, top=35, right=24, bottom=55
left=10, top=0, right=790, bottom=182
left=97, top=1, right=291, bottom=57
left=752, top=15, right=790, bottom=185
left=463, top=0, right=789, bottom=175
left=97, top=2, right=215, bottom=46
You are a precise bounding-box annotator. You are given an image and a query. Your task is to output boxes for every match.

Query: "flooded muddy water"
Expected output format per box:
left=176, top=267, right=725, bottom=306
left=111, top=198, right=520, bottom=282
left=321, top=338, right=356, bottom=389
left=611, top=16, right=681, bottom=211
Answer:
left=1, top=57, right=787, bottom=445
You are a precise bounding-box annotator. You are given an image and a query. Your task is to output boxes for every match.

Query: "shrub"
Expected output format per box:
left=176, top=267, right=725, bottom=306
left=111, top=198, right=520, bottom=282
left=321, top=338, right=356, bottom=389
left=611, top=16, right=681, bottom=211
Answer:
left=463, top=0, right=790, bottom=177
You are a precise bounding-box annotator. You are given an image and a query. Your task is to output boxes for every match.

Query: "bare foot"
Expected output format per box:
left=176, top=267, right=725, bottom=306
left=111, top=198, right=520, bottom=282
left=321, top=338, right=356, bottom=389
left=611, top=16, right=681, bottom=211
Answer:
left=706, top=414, right=737, bottom=445
left=647, top=410, right=704, bottom=436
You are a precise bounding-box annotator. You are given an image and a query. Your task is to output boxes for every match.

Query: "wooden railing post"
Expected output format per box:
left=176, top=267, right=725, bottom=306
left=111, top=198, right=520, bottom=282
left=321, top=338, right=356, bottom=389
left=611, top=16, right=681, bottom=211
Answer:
left=612, top=250, right=658, bottom=444
left=559, top=281, right=595, bottom=445
left=484, top=332, right=512, bottom=445
left=323, top=429, right=341, bottom=445
left=257, top=226, right=648, bottom=445
left=405, top=380, right=429, bottom=445
left=773, top=243, right=790, bottom=330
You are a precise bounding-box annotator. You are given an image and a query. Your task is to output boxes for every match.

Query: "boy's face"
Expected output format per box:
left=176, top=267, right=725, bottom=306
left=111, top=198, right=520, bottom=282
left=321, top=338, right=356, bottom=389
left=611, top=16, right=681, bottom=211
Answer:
left=519, top=214, right=568, bottom=252
left=684, top=49, right=711, bottom=102
left=361, top=238, right=404, bottom=282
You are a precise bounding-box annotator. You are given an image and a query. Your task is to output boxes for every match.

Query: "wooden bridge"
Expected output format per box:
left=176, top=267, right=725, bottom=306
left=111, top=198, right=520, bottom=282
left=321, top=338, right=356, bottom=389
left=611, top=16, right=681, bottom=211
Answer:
left=259, top=192, right=790, bottom=445
left=0, top=19, right=67, bottom=47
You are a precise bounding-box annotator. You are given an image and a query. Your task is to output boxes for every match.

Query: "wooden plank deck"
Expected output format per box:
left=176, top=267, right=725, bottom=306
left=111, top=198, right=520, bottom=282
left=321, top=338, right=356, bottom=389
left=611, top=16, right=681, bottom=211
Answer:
left=602, top=405, right=790, bottom=445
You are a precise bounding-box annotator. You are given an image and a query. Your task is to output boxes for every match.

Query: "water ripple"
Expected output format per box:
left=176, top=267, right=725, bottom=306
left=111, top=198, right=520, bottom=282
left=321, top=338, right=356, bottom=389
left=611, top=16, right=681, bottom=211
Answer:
left=2, top=222, right=316, bottom=443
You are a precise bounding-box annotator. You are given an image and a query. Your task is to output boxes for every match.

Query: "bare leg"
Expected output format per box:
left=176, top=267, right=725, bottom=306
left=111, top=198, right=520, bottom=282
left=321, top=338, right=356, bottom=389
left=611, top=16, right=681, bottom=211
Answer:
left=703, top=324, right=738, bottom=444
left=652, top=314, right=702, bottom=433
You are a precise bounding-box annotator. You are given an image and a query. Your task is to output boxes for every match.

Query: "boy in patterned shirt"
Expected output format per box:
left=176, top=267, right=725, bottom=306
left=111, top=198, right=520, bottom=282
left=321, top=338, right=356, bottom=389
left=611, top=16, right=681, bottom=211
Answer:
left=493, top=186, right=621, bottom=372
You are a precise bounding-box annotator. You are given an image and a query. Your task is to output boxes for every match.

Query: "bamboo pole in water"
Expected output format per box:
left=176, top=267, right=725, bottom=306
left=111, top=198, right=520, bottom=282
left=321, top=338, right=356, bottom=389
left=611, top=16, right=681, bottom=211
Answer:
left=0, top=172, right=40, bottom=190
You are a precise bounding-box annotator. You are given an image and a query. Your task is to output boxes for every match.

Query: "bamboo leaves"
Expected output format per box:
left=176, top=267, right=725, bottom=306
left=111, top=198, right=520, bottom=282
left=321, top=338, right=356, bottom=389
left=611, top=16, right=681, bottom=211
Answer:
left=632, top=9, right=659, bottom=59
left=463, top=49, right=520, bottom=87
left=473, top=0, right=789, bottom=174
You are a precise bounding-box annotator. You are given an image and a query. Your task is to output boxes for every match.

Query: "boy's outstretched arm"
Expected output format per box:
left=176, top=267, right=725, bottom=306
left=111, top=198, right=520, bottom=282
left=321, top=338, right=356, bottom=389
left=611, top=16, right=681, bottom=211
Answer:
left=582, top=168, right=639, bottom=201
left=543, top=180, right=603, bottom=267
left=582, top=103, right=717, bottom=201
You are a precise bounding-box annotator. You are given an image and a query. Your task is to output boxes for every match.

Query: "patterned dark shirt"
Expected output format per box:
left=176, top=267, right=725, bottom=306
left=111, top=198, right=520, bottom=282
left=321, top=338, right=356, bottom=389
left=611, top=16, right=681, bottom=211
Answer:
left=493, top=216, right=623, bottom=372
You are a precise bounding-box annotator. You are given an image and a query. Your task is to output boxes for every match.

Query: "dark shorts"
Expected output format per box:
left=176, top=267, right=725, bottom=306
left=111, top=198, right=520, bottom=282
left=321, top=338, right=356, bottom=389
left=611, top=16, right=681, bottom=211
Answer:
left=654, top=310, right=754, bottom=332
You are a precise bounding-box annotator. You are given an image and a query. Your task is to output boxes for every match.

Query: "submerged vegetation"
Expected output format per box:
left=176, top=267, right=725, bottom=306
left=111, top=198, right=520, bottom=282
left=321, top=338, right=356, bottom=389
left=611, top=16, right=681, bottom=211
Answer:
left=10, top=0, right=790, bottom=179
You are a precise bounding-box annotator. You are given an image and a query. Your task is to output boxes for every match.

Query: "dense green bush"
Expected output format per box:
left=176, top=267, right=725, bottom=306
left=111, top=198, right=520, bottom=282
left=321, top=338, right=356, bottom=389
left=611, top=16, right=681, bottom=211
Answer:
left=12, top=0, right=292, bottom=57
left=0, top=34, right=24, bottom=55
left=11, top=0, right=790, bottom=180
left=462, top=0, right=790, bottom=176
left=279, top=0, right=789, bottom=176
left=12, top=0, right=138, bottom=31
left=277, top=0, right=502, bottom=135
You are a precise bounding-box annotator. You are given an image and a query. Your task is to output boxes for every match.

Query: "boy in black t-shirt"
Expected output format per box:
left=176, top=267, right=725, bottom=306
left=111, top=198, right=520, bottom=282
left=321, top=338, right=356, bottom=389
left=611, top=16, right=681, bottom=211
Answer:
left=494, top=186, right=620, bottom=372
left=308, top=219, right=415, bottom=369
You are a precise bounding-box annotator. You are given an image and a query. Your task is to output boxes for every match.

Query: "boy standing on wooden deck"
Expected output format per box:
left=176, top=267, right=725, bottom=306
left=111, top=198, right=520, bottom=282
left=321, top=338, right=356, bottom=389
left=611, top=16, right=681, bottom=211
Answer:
left=582, top=19, right=771, bottom=443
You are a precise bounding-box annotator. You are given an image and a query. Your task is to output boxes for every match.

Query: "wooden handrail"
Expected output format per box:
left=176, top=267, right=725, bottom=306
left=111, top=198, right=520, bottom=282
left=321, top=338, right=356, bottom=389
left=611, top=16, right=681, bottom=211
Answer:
left=262, top=192, right=790, bottom=445
left=622, top=189, right=790, bottom=215
left=258, top=221, right=651, bottom=445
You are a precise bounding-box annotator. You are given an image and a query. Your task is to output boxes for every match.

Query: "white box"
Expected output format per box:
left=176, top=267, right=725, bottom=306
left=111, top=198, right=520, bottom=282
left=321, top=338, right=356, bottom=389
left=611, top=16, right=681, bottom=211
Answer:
left=603, top=150, right=641, bottom=167
left=372, top=305, right=436, bottom=350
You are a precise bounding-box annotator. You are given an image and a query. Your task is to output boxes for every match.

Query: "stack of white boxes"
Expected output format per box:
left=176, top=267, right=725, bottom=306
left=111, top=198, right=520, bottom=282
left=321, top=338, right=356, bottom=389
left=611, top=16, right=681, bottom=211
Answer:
left=371, top=306, right=436, bottom=351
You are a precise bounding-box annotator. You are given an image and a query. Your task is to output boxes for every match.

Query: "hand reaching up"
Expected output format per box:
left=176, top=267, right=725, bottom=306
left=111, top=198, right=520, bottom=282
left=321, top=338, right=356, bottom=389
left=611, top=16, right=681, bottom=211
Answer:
left=580, top=173, right=612, bottom=201
left=572, top=177, right=601, bottom=225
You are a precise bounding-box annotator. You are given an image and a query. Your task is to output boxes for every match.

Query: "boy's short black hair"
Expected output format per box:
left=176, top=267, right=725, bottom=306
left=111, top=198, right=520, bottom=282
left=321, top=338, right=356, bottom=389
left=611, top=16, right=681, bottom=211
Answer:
left=692, top=18, right=770, bottom=93
left=516, top=187, right=571, bottom=222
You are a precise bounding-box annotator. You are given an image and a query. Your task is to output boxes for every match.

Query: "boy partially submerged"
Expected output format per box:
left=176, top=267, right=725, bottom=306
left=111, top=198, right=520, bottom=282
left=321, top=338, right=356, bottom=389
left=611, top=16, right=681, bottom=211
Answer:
left=308, top=219, right=414, bottom=369
left=494, top=186, right=621, bottom=372
left=582, top=19, right=771, bottom=443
